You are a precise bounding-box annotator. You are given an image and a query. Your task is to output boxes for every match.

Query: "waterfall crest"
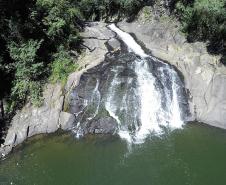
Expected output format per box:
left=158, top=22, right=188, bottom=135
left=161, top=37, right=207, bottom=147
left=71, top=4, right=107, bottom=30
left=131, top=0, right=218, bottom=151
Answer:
left=108, top=24, right=148, bottom=58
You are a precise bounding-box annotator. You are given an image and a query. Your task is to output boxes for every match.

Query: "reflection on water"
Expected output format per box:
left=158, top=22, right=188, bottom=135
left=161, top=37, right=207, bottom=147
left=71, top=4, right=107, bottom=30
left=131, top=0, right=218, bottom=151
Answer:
left=1, top=122, right=226, bottom=185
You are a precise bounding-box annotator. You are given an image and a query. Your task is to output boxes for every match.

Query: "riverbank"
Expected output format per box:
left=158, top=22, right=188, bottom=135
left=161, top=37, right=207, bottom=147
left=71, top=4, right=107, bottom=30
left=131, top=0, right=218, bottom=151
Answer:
left=0, top=22, right=120, bottom=157
left=1, top=122, right=226, bottom=185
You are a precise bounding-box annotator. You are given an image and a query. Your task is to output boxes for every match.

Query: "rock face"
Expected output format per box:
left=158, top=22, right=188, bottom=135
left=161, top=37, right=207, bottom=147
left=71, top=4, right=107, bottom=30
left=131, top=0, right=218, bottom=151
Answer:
left=68, top=46, right=190, bottom=143
left=65, top=22, right=118, bottom=92
left=118, top=8, right=226, bottom=129
left=0, top=22, right=118, bottom=157
left=77, top=116, right=118, bottom=135
left=0, top=84, right=76, bottom=157
left=2, top=11, right=226, bottom=156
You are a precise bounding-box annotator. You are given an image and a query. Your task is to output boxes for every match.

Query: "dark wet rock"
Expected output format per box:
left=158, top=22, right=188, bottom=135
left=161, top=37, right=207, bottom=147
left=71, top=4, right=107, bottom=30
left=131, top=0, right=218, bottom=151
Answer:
left=68, top=43, right=190, bottom=140
left=118, top=7, right=226, bottom=129
left=0, top=22, right=116, bottom=157
left=84, top=117, right=118, bottom=135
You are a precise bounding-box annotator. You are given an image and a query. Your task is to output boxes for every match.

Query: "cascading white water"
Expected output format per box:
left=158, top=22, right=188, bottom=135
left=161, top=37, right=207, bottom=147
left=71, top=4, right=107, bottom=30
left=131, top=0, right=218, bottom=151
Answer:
left=105, top=71, right=122, bottom=124
left=70, top=24, right=189, bottom=145
left=87, top=79, right=101, bottom=120
left=108, top=24, right=148, bottom=58
left=170, top=70, right=184, bottom=128
left=108, top=24, right=184, bottom=143
left=133, top=60, right=162, bottom=143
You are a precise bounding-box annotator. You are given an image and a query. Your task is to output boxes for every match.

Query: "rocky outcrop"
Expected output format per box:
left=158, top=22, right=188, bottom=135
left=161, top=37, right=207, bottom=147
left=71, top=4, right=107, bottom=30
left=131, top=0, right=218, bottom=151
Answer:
left=65, top=22, right=117, bottom=92
left=118, top=7, right=226, bottom=129
left=77, top=116, right=118, bottom=135
left=0, top=84, right=76, bottom=157
left=2, top=9, right=226, bottom=156
left=0, top=22, right=119, bottom=157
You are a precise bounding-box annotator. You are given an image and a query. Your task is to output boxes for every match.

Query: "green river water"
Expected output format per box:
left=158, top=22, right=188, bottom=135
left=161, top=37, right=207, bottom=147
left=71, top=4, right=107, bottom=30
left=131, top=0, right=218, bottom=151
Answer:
left=1, top=122, right=226, bottom=185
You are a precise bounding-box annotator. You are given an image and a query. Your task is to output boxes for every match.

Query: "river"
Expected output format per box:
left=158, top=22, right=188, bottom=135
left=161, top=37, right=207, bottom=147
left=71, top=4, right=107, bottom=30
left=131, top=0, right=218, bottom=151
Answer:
left=1, top=122, right=226, bottom=185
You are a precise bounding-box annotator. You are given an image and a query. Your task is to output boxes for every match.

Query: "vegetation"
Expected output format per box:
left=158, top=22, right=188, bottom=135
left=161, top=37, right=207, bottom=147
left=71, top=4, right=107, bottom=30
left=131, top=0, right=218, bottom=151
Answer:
left=49, top=46, right=79, bottom=85
left=78, top=0, right=145, bottom=21
left=0, top=0, right=84, bottom=116
left=0, top=0, right=145, bottom=124
left=175, top=0, right=226, bottom=61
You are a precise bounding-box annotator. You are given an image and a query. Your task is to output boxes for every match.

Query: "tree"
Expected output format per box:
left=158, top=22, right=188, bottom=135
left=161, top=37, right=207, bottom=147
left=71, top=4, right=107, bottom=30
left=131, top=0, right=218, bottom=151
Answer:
left=176, top=0, right=226, bottom=58
left=0, top=0, right=146, bottom=127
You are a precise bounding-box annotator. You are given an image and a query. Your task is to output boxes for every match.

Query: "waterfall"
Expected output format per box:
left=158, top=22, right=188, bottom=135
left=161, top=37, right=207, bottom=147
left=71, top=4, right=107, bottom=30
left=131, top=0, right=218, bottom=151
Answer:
left=70, top=24, right=190, bottom=144
left=108, top=24, right=148, bottom=58
left=107, top=24, right=185, bottom=143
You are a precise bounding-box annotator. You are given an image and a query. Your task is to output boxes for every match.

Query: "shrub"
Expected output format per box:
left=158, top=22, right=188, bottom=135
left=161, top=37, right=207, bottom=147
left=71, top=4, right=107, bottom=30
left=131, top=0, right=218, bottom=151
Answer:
left=78, top=0, right=145, bottom=20
left=176, top=0, right=226, bottom=55
left=50, top=46, right=78, bottom=85
left=8, top=40, right=44, bottom=109
left=36, top=0, right=82, bottom=39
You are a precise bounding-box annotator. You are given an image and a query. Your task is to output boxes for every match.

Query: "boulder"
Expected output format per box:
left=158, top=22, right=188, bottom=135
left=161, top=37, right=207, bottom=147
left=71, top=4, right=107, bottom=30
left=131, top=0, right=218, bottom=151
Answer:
left=88, top=117, right=118, bottom=134
left=107, top=38, right=121, bottom=51
left=59, top=112, right=75, bottom=130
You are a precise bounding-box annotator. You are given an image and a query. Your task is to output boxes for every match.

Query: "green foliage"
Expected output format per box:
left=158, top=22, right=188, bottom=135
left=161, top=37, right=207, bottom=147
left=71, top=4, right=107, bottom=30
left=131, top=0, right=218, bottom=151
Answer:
left=36, top=0, right=82, bottom=39
left=119, top=0, right=142, bottom=10
left=0, top=0, right=84, bottom=114
left=29, top=81, right=44, bottom=107
left=176, top=0, right=226, bottom=55
left=9, top=40, right=44, bottom=79
left=8, top=40, right=44, bottom=109
left=142, top=7, right=152, bottom=22
left=0, top=0, right=146, bottom=119
left=50, top=46, right=78, bottom=85
left=79, top=0, right=145, bottom=20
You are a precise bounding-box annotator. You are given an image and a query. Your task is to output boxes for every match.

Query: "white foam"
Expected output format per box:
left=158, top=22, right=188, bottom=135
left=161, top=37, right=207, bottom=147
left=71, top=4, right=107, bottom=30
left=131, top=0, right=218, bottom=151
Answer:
left=108, top=24, right=184, bottom=144
left=108, top=24, right=148, bottom=58
left=118, top=130, right=132, bottom=143
left=133, top=60, right=162, bottom=143
left=170, top=71, right=184, bottom=128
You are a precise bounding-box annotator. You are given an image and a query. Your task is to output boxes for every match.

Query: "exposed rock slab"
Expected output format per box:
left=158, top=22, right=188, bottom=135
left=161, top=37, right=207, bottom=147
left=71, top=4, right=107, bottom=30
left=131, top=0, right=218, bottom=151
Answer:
left=118, top=8, right=226, bottom=129
left=59, top=111, right=76, bottom=130
left=65, top=22, right=118, bottom=92
left=0, top=22, right=117, bottom=157
left=0, top=84, right=66, bottom=157
left=0, top=83, right=78, bottom=156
